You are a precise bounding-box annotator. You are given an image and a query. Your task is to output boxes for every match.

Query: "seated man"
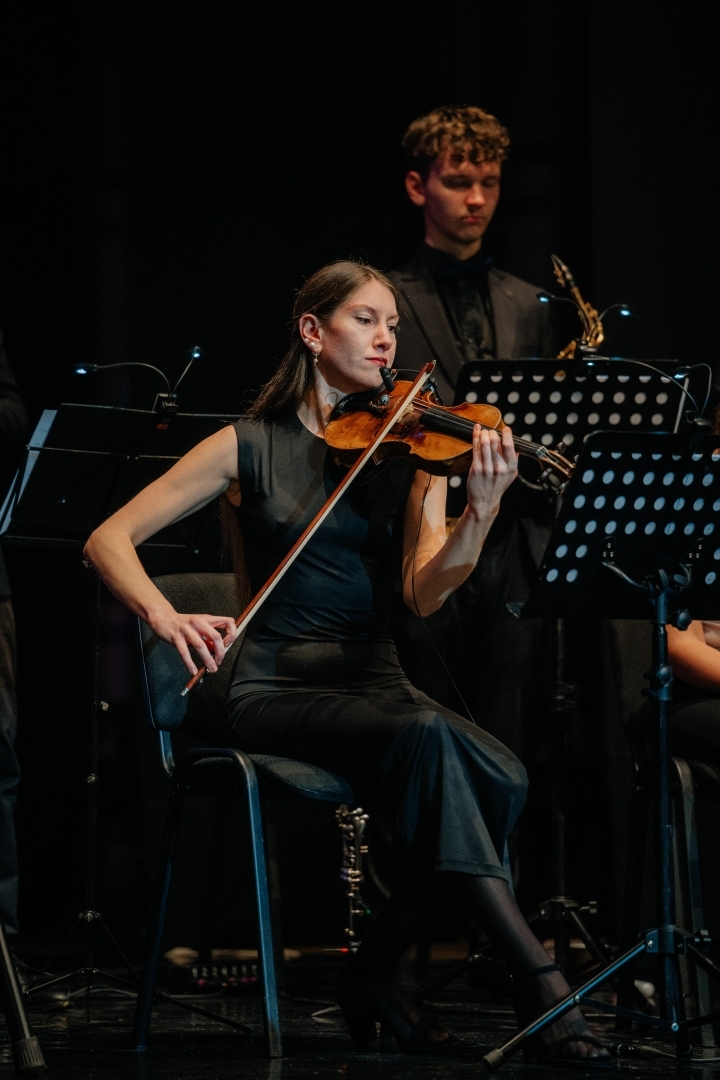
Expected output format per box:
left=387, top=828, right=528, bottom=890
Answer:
left=389, top=105, right=555, bottom=756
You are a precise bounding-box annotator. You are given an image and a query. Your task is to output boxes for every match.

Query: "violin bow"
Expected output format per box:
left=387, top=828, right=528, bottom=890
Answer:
left=181, top=362, right=436, bottom=696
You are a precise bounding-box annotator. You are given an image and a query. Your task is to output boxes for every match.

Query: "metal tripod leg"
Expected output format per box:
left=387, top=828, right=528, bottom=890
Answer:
left=483, top=938, right=646, bottom=1070
left=483, top=926, right=720, bottom=1071
left=0, top=920, right=45, bottom=1077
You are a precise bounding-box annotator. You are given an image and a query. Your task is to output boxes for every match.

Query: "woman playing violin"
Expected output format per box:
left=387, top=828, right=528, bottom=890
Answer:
left=84, top=261, right=609, bottom=1066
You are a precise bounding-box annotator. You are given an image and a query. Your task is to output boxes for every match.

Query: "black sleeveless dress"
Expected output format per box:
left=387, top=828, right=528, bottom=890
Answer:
left=225, top=412, right=527, bottom=892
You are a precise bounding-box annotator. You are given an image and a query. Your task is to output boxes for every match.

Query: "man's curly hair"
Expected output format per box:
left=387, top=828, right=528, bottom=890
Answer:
left=402, top=105, right=510, bottom=177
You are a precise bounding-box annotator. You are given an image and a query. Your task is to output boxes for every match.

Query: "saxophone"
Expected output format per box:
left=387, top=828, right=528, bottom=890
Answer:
left=551, top=254, right=604, bottom=359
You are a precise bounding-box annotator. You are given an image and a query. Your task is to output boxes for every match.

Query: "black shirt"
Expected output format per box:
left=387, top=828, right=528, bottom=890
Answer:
left=228, top=412, right=416, bottom=708
left=422, top=244, right=496, bottom=362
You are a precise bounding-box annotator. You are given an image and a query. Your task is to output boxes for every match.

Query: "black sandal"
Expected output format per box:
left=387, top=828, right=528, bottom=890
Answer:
left=511, top=963, right=614, bottom=1071
left=337, top=963, right=455, bottom=1054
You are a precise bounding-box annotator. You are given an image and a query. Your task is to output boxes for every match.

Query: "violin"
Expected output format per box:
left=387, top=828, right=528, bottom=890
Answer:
left=325, top=368, right=574, bottom=484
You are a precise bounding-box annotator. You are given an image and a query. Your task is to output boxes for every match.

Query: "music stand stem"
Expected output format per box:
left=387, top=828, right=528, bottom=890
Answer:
left=526, top=615, right=610, bottom=977
left=644, top=579, right=682, bottom=1026
left=84, top=575, right=102, bottom=1007
left=549, top=618, right=571, bottom=970
left=26, top=573, right=137, bottom=1010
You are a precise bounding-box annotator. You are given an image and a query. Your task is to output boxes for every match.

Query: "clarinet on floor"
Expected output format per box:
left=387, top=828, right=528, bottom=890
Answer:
left=336, top=806, right=370, bottom=951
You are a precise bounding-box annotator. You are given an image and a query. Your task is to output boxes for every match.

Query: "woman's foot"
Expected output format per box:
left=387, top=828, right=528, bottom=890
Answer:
left=511, top=964, right=612, bottom=1068
left=337, top=963, right=453, bottom=1053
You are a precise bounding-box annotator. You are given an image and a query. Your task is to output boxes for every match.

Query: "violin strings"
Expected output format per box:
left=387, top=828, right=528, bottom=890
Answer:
left=409, top=400, right=558, bottom=461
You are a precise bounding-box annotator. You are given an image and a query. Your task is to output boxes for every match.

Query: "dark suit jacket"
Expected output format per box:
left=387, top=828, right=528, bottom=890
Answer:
left=388, top=250, right=555, bottom=403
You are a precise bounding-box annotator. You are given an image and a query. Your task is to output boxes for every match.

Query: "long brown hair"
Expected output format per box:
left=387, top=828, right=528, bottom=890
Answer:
left=224, top=260, right=398, bottom=608
left=244, top=260, right=398, bottom=422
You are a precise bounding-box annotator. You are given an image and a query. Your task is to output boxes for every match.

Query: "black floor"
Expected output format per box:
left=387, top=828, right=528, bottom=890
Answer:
left=3, top=953, right=720, bottom=1078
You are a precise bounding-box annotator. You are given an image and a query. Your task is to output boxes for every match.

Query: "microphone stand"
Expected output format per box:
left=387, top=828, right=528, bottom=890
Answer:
left=522, top=486, right=610, bottom=981
left=11, top=350, right=248, bottom=1027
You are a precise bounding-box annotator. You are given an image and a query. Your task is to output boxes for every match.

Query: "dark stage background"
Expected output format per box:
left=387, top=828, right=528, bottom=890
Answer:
left=0, top=1, right=717, bottom=950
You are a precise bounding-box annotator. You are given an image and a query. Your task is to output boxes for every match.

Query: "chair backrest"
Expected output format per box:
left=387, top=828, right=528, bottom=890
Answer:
left=137, top=573, right=243, bottom=737
left=605, top=619, right=653, bottom=738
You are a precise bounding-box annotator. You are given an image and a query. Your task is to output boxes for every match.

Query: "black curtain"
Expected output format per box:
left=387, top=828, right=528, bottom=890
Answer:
left=0, top=0, right=715, bottom=939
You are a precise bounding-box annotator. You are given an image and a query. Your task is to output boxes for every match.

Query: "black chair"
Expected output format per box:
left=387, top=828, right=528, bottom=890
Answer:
left=132, top=573, right=355, bottom=1057
left=605, top=619, right=719, bottom=1046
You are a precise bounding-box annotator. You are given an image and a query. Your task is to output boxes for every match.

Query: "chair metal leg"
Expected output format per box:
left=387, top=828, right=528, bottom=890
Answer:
left=231, top=751, right=282, bottom=1058
left=673, top=758, right=715, bottom=1048
left=262, top=796, right=286, bottom=993
left=132, top=783, right=185, bottom=1051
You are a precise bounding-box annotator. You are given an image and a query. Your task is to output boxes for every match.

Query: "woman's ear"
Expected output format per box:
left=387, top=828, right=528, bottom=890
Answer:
left=299, top=313, right=322, bottom=351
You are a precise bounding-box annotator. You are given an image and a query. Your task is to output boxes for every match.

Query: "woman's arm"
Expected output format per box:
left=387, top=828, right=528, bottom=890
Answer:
left=402, top=425, right=517, bottom=616
left=667, top=620, right=720, bottom=693
left=84, top=425, right=240, bottom=675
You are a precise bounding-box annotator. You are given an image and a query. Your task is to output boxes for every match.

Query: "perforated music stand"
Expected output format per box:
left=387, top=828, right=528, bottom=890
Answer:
left=483, top=430, right=720, bottom=1070
left=454, top=357, right=696, bottom=452
left=0, top=403, right=239, bottom=1012
left=447, top=359, right=699, bottom=985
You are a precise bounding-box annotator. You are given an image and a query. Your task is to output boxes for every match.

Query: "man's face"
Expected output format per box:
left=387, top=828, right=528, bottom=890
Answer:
left=405, top=148, right=502, bottom=255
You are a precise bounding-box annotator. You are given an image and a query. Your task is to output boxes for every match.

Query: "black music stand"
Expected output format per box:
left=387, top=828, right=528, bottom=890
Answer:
left=454, top=358, right=695, bottom=447
left=416, top=358, right=699, bottom=1003
left=0, top=402, right=239, bottom=1011
left=453, top=358, right=697, bottom=976
left=483, top=429, right=720, bottom=1070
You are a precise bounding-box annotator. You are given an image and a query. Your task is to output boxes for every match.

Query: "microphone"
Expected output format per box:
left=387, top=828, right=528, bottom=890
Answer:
left=72, top=345, right=202, bottom=414
left=379, top=367, right=395, bottom=391
left=73, top=360, right=173, bottom=405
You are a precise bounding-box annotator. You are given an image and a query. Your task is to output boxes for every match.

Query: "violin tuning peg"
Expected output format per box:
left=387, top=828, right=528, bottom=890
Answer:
left=556, top=441, right=567, bottom=455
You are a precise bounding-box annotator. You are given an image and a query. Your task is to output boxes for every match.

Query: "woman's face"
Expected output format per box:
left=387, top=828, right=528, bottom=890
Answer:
left=300, top=280, right=399, bottom=394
